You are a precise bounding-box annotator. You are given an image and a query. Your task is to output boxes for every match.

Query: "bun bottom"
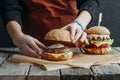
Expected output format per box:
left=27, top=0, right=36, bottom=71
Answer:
left=84, top=47, right=112, bottom=55
left=41, top=51, right=73, bottom=61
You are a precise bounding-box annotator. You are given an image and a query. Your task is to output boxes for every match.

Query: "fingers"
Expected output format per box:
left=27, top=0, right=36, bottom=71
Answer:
left=34, top=38, right=46, bottom=48
left=80, top=32, right=89, bottom=45
left=84, top=38, right=89, bottom=45
left=15, top=35, right=45, bottom=58
left=71, top=31, right=89, bottom=46
left=72, top=31, right=81, bottom=43
left=61, top=22, right=87, bottom=45
left=28, top=39, right=45, bottom=56
left=20, top=45, right=40, bottom=58
left=80, top=32, right=87, bottom=42
left=70, top=23, right=83, bottom=43
left=70, top=25, right=76, bottom=41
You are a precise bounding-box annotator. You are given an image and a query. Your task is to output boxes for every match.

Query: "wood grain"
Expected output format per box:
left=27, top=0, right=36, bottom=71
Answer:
left=0, top=61, right=30, bottom=80
left=28, top=65, right=60, bottom=80
left=0, top=48, right=14, bottom=65
left=61, top=68, right=93, bottom=80
left=113, top=47, right=120, bottom=54
left=91, top=48, right=120, bottom=80
left=92, top=64, right=120, bottom=80
left=111, top=47, right=120, bottom=54
left=0, top=47, right=120, bottom=80
left=0, top=48, right=30, bottom=80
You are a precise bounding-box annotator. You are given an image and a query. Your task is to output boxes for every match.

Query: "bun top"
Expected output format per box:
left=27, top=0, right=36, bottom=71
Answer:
left=44, top=29, right=71, bottom=42
left=86, top=26, right=110, bottom=35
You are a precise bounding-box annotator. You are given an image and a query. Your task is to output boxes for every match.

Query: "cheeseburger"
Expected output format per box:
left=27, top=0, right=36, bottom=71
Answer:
left=41, top=44, right=73, bottom=61
left=41, top=29, right=73, bottom=61
left=84, top=26, right=114, bottom=54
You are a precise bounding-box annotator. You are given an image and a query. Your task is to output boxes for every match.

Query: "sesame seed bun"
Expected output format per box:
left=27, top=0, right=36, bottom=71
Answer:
left=44, top=29, right=71, bottom=42
left=86, top=26, right=110, bottom=35
left=84, top=26, right=113, bottom=55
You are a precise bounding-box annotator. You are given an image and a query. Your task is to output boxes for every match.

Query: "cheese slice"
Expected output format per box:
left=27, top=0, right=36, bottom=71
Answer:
left=90, top=39, right=114, bottom=47
left=94, top=42, right=108, bottom=47
left=49, top=51, right=72, bottom=59
left=50, top=54, right=63, bottom=59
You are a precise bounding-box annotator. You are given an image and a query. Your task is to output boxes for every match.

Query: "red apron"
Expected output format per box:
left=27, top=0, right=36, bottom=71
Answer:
left=22, top=0, right=79, bottom=46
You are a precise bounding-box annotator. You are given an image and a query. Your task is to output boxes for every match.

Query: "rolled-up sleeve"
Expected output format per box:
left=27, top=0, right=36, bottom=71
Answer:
left=1, top=0, right=23, bottom=27
left=77, top=0, right=100, bottom=20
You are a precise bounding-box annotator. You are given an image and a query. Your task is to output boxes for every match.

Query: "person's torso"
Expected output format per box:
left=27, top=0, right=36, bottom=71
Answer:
left=22, top=0, right=78, bottom=45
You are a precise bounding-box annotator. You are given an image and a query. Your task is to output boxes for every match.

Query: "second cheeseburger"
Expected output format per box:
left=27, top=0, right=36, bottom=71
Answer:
left=84, top=26, right=114, bottom=54
left=41, top=29, right=73, bottom=61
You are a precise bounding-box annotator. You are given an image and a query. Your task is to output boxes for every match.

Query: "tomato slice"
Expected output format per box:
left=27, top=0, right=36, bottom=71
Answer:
left=86, top=44, right=109, bottom=49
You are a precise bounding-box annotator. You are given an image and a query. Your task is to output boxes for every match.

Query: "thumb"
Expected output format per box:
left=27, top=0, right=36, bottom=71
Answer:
left=84, top=38, right=89, bottom=45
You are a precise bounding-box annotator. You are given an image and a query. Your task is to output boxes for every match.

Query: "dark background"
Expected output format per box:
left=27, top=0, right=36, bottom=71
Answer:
left=0, top=0, right=120, bottom=47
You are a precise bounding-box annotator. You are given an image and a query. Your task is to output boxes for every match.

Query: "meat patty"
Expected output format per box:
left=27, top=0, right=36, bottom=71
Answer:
left=43, top=46, right=71, bottom=53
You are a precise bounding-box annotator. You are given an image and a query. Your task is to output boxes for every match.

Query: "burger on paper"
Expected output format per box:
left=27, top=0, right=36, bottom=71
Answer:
left=42, top=29, right=73, bottom=61
left=84, top=26, right=114, bottom=55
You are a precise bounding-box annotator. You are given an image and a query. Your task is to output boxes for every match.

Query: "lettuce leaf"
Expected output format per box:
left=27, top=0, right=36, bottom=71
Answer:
left=90, top=39, right=114, bottom=46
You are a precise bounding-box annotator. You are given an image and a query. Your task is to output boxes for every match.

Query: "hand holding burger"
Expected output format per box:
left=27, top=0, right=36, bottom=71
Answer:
left=44, top=29, right=84, bottom=47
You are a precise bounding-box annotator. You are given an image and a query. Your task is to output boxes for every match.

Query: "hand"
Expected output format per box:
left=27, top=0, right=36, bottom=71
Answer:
left=61, top=22, right=89, bottom=46
left=13, top=34, right=46, bottom=58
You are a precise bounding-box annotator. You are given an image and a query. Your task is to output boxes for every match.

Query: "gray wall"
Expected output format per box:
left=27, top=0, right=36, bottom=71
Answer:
left=0, top=0, right=120, bottom=47
left=89, top=0, right=120, bottom=47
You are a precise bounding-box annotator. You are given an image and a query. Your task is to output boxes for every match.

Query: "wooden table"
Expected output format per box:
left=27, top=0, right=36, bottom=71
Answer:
left=0, top=47, right=120, bottom=80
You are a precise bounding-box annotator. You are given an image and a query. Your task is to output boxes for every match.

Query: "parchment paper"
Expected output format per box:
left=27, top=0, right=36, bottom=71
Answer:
left=9, top=53, right=120, bottom=71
